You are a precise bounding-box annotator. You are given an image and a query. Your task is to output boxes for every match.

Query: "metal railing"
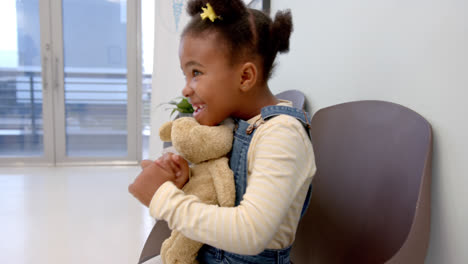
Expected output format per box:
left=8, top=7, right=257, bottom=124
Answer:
left=0, top=67, right=152, bottom=137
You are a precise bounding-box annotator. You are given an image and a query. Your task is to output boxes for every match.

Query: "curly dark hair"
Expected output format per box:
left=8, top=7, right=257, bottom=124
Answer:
left=183, top=0, right=293, bottom=82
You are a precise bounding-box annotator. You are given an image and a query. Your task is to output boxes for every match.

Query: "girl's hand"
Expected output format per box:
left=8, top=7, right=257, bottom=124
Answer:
left=140, top=159, right=153, bottom=168
left=129, top=154, right=189, bottom=207
left=141, top=154, right=190, bottom=188
left=154, top=153, right=190, bottom=189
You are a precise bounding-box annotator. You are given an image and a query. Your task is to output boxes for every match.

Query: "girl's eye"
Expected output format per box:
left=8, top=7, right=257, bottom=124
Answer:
left=192, top=70, right=202, bottom=77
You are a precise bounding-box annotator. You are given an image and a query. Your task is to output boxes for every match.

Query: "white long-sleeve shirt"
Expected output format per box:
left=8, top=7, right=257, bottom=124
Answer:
left=149, top=101, right=316, bottom=255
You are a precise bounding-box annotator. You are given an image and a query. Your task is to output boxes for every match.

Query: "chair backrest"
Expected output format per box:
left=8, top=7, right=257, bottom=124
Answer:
left=290, top=100, right=432, bottom=263
left=275, top=89, right=306, bottom=109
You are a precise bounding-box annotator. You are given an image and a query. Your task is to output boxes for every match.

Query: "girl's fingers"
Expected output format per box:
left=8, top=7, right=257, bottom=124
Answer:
left=163, top=153, right=180, bottom=175
left=155, top=153, right=180, bottom=176
left=171, top=155, right=190, bottom=188
left=140, top=159, right=153, bottom=169
left=153, top=154, right=189, bottom=188
left=154, top=155, right=172, bottom=172
left=172, top=155, right=189, bottom=173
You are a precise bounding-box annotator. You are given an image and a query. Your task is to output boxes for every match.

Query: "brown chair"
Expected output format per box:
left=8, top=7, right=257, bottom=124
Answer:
left=138, top=220, right=171, bottom=263
left=138, top=90, right=307, bottom=263
left=291, top=100, right=433, bottom=263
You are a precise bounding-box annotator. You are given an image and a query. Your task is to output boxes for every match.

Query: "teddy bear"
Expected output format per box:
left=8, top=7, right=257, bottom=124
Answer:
left=157, top=116, right=236, bottom=264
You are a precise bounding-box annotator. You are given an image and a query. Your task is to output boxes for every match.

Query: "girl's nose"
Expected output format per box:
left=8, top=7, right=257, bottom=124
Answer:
left=182, top=83, right=193, bottom=98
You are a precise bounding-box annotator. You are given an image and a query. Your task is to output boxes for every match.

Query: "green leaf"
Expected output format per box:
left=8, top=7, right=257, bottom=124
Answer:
left=159, top=97, right=194, bottom=117
left=177, top=98, right=193, bottom=110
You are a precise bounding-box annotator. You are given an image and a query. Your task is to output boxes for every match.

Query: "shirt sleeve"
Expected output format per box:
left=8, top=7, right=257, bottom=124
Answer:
left=149, top=116, right=315, bottom=255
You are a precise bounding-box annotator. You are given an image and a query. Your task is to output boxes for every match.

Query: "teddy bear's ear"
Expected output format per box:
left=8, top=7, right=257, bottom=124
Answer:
left=159, top=121, right=173, bottom=142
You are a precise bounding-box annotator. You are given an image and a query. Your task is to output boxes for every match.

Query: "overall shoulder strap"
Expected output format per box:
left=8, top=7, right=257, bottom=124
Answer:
left=261, top=105, right=312, bottom=138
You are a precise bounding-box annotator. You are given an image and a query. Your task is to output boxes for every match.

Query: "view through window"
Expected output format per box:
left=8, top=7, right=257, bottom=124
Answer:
left=0, top=0, right=43, bottom=157
left=0, top=0, right=154, bottom=162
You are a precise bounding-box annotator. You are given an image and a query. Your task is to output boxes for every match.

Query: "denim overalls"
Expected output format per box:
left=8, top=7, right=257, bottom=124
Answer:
left=197, top=105, right=313, bottom=264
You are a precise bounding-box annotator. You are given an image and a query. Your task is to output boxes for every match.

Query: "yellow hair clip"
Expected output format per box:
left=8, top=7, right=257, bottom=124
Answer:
left=200, top=3, right=221, bottom=22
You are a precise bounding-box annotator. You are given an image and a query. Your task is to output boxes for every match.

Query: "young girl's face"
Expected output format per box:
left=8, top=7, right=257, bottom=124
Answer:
left=179, top=32, right=243, bottom=126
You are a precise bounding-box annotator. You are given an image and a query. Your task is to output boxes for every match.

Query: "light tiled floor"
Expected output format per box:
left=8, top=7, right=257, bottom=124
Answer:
left=0, top=166, right=155, bottom=264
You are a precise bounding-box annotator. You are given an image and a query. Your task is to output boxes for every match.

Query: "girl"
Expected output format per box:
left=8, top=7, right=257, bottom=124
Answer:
left=129, top=0, right=316, bottom=263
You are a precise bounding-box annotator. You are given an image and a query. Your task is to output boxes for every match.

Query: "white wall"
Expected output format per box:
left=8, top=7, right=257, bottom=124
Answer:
left=149, top=1, right=190, bottom=159
left=270, top=0, right=468, bottom=263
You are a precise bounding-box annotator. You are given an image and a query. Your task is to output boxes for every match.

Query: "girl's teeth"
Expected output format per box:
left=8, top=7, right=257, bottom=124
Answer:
left=194, top=105, right=205, bottom=112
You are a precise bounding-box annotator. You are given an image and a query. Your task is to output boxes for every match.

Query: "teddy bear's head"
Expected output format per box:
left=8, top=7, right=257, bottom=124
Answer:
left=159, top=117, right=234, bottom=164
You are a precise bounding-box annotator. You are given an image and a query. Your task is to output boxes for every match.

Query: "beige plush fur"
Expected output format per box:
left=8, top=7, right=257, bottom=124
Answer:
left=158, top=117, right=236, bottom=264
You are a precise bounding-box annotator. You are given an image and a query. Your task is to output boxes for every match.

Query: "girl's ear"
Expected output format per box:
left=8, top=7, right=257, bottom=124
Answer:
left=239, top=62, right=257, bottom=92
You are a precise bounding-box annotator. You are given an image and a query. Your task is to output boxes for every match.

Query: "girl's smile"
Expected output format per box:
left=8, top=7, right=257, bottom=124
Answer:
left=192, top=104, right=206, bottom=119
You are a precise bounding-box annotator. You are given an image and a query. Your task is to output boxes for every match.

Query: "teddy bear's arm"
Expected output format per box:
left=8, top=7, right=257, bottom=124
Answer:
left=159, top=121, right=173, bottom=142
left=209, top=157, right=236, bottom=207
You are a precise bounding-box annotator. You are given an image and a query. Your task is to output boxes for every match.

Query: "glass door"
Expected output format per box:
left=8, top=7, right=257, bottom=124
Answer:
left=0, top=0, right=142, bottom=165
left=0, top=0, right=55, bottom=165
left=50, top=0, right=140, bottom=165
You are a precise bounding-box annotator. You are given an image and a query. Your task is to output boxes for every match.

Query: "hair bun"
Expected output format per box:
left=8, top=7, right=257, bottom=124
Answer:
left=187, top=0, right=206, bottom=16
left=187, top=0, right=247, bottom=22
left=271, top=9, right=293, bottom=53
